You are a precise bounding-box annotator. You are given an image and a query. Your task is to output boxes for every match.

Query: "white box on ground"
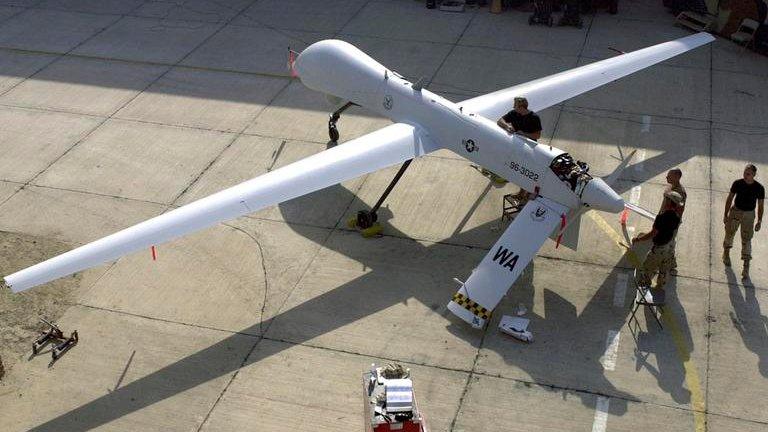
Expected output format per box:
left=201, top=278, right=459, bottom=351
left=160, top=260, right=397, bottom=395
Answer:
left=498, top=315, right=533, bottom=343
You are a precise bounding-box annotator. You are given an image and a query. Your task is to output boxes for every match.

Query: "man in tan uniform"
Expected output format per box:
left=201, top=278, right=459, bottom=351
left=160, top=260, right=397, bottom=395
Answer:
left=723, top=164, right=764, bottom=278
left=633, top=191, right=684, bottom=305
left=659, top=169, right=686, bottom=275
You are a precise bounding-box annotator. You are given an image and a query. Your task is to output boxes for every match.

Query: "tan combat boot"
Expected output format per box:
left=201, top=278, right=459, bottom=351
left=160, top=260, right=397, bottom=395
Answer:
left=722, top=249, right=731, bottom=267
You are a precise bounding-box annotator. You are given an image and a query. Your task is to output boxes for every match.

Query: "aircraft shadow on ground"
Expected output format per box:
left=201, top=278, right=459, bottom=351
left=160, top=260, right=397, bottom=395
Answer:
left=26, top=171, right=709, bottom=430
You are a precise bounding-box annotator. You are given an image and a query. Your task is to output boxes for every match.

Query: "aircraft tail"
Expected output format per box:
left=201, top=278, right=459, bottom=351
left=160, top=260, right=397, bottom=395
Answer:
left=549, top=207, right=582, bottom=251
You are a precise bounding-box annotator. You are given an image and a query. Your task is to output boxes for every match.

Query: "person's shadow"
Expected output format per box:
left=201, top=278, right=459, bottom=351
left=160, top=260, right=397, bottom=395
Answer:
left=627, top=276, right=695, bottom=404
left=725, top=267, right=768, bottom=377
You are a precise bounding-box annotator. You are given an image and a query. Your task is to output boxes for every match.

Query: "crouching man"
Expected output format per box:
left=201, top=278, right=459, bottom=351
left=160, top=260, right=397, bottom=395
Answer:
left=632, top=191, right=684, bottom=304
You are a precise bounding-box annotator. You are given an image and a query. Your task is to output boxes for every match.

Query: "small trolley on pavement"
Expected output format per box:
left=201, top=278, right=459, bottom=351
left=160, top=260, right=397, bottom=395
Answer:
left=363, top=363, right=428, bottom=432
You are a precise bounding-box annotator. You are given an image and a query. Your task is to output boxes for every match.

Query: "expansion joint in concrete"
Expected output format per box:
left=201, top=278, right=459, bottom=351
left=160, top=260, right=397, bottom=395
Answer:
left=448, top=328, right=487, bottom=432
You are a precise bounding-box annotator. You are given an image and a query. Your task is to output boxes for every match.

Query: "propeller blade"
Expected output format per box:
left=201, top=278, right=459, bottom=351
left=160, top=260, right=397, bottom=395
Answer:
left=604, top=149, right=637, bottom=186
left=625, top=202, right=656, bottom=221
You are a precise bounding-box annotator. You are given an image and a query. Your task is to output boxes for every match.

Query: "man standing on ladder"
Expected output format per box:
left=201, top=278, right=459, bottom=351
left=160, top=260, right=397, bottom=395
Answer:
left=497, top=96, right=542, bottom=141
left=495, top=96, right=543, bottom=196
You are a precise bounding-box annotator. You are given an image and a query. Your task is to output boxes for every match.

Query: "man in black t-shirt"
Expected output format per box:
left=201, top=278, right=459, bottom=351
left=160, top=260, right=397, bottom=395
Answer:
left=632, top=191, right=683, bottom=304
left=723, top=164, right=764, bottom=278
left=497, top=97, right=542, bottom=141
left=659, top=168, right=686, bottom=275
left=488, top=96, right=542, bottom=187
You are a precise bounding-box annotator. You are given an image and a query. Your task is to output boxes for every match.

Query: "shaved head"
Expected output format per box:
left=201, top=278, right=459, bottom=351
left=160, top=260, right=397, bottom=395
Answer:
left=666, top=168, right=682, bottom=185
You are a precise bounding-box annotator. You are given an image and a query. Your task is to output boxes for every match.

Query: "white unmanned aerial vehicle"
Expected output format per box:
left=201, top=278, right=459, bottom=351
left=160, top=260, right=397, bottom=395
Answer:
left=4, top=32, right=713, bottom=329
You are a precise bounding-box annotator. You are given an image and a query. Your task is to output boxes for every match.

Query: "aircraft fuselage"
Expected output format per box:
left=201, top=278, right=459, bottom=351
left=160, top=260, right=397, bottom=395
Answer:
left=296, top=40, right=624, bottom=214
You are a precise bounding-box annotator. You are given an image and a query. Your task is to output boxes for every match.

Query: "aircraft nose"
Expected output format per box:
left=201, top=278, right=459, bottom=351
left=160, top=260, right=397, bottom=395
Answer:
left=582, top=178, right=625, bottom=213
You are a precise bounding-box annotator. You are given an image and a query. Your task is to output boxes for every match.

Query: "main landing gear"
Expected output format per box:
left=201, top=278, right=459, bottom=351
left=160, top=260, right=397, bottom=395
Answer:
left=328, top=101, right=356, bottom=146
left=348, top=159, right=413, bottom=237
left=326, top=100, right=410, bottom=238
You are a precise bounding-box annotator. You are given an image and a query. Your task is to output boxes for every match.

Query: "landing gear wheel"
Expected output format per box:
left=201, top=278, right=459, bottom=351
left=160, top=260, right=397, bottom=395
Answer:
left=348, top=160, right=412, bottom=238
left=328, top=124, right=339, bottom=143
left=355, top=210, right=378, bottom=230
left=528, top=15, right=533, bottom=25
left=348, top=211, right=383, bottom=237
left=327, top=101, right=355, bottom=146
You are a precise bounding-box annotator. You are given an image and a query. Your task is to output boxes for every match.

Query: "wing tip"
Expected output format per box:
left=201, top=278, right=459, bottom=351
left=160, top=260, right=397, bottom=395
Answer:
left=2, top=277, right=14, bottom=294
left=447, top=300, right=487, bottom=329
left=4, top=274, right=33, bottom=293
left=691, top=31, right=716, bottom=44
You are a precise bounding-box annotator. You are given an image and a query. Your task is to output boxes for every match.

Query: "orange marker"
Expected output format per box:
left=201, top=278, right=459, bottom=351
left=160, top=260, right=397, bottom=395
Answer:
left=288, top=48, right=298, bottom=78
left=556, top=214, right=567, bottom=249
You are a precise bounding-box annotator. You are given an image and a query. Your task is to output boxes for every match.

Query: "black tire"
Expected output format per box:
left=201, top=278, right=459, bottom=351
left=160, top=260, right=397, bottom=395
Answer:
left=528, top=15, right=534, bottom=25
left=329, top=125, right=339, bottom=142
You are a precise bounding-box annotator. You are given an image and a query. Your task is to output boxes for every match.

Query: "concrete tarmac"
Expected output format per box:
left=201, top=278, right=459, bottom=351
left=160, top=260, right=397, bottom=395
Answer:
left=0, top=0, right=766, bottom=431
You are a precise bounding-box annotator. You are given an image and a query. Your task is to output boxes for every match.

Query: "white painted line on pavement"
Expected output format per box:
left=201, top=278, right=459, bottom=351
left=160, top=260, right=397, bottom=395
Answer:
left=641, top=115, right=651, bottom=132
left=592, top=396, right=610, bottom=432
left=613, top=272, right=629, bottom=307
left=601, top=330, right=621, bottom=371
left=630, top=185, right=642, bottom=205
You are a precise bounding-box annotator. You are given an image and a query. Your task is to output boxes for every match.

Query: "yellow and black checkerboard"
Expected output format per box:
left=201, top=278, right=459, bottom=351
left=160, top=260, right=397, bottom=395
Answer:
left=452, top=292, right=490, bottom=321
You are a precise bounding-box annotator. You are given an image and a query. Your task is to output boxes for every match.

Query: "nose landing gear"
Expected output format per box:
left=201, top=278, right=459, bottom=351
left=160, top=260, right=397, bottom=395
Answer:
left=328, top=102, right=356, bottom=146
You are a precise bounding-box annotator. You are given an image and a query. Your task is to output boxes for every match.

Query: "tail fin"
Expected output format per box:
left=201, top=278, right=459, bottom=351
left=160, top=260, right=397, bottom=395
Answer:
left=549, top=207, right=583, bottom=251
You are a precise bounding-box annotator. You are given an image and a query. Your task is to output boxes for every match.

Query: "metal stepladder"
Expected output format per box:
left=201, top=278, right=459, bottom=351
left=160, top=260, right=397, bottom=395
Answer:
left=501, top=188, right=535, bottom=222
left=502, top=194, right=525, bottom=222
left=628, top=268, right=664, bottom=330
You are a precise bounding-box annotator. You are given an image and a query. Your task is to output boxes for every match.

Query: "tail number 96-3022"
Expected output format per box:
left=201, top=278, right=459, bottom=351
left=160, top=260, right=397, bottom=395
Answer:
left=508, top=160, right=539, bottom=182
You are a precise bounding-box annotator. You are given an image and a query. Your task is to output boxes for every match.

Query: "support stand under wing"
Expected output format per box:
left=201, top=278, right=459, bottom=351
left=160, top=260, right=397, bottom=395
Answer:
left=448, top=196, right=570, bottom=328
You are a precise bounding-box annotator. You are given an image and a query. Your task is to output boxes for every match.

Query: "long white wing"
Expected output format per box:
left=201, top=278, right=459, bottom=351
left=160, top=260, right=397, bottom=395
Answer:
left=4, top=123, right=437, bottom=292
left=448, top=197, right=569, bottom=328
left=460, top=32, right=714, bottom=119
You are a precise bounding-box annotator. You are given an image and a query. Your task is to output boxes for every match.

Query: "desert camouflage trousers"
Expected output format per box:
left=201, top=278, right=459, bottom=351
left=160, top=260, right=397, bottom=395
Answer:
left=636, top=242, right=674, bottom=290
left=723, top=208, right=755, bottom=260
